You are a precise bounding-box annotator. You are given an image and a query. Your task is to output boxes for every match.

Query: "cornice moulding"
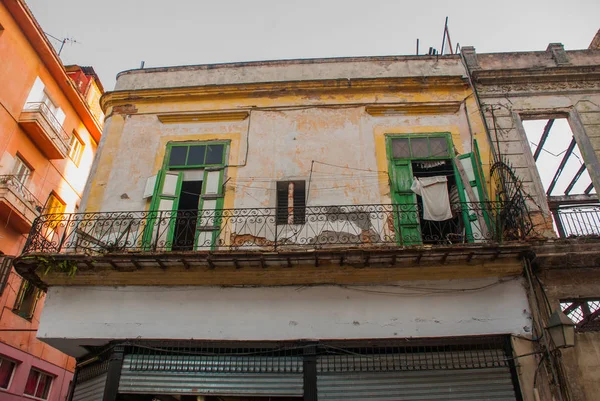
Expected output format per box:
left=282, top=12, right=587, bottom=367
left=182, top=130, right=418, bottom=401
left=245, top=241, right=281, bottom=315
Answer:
left=101, top=76, right=469, bottom=112
left=366, top=102, right=462, bottom=116
left=157, top=111, right=249, bottom=123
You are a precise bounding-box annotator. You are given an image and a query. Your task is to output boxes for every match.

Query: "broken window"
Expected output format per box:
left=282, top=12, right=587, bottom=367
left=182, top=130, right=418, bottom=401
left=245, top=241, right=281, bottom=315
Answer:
left=560, top=298, right=600, bottom=332
left=276, top=181, right=306, bottom=225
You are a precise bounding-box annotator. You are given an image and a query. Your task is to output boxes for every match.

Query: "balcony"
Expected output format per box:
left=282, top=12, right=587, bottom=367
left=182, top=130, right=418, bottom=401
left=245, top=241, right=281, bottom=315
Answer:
left=552, top=204, right=600, bottom=238
left=0, top=176, right=43, bottom=233
left=14, top=202, right=535, bottom=287
left=18, top=102, right=70, bottom=159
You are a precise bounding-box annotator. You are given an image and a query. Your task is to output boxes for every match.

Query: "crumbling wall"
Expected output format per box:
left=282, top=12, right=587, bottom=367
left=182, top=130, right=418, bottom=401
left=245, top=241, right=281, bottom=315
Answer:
left=462, top=45, right=600, bottom=238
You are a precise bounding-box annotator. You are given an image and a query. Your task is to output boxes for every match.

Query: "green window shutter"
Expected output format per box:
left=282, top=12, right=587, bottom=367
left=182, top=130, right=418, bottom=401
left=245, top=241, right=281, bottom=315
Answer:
left=143, top=170, right=183, bottom=250
left=455, top=140, right=491, bottom=242
left=196, top=168, right=225, bottom=250
left=391, top=160, right=421, bottom=245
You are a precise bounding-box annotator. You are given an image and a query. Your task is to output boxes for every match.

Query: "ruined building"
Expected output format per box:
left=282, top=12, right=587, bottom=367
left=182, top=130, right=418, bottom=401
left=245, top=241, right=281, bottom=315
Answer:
left=12, top=31, right=600, bottom=401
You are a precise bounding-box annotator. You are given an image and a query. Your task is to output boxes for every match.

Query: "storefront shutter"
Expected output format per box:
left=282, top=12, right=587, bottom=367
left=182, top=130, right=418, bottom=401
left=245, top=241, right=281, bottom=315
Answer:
left=118, top=354, right=303, bottom=397
left=316, top=347, right=518, bottom=401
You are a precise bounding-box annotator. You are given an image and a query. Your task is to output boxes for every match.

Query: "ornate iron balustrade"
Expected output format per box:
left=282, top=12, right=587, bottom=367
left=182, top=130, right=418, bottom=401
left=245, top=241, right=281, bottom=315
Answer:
left=22, top=102, right=71, bottom=143
left=23, top=202, right=521, bottom=254
left=553, top=205, right=600, bottom=238
left=0, top=175, right=43, bottom=211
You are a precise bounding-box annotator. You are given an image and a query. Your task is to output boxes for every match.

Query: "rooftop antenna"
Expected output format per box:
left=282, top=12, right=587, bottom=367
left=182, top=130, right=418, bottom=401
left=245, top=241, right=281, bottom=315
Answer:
left=44, top=31, right=80, bottom=56
left=440, top=17, right=454, bottom=55
left=416, top=38, right=420, bottom=55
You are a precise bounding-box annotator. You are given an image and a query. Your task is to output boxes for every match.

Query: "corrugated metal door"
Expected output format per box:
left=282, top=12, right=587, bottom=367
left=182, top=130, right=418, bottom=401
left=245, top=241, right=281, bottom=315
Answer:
left=317, top=349, right=518, bottom=401
left=72, top=373, right=107, bottom=401
left=118, top=354, right=303, bottom=397
left=317, top=368, right=516, bottom=401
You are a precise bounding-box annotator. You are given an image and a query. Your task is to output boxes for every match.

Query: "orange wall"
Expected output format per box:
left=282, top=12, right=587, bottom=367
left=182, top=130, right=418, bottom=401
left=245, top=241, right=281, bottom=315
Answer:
left=0, top=1, right=100, bottom=376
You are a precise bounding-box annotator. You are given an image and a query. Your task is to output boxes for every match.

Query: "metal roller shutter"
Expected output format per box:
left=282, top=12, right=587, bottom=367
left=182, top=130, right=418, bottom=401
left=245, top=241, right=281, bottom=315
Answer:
left=317, top=368, right=517, bottom=401
left=118, top=354, right=304, bottom=397
left=317, top=347, right=518, bottom=401
left=72, top=373, right=107, bottom=401
left=72, top=367, right=108, bottom=401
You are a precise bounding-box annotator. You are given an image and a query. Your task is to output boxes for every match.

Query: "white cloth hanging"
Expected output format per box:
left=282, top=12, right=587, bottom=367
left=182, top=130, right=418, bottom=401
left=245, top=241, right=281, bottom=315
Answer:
left=411, top=176, right=453, bottom=221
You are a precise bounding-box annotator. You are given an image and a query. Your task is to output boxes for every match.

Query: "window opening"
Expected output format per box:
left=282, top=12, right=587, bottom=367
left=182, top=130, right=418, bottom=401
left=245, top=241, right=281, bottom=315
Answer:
left=13, top=280, right=41, bottom=319
left=560, top=298, right=600, bottom=332
left=24, top=369, right=53, bottom=400
left=68, top=132, right=84, bottom=166
left=0, top=356, right=16, bottom=390
left=411, top=161, right=462, bottom=244
left=276, top=181, right=306, bottom=225
left=523, top=118, right=599, bottom=237
left=173, top=180, right=203, bottom=251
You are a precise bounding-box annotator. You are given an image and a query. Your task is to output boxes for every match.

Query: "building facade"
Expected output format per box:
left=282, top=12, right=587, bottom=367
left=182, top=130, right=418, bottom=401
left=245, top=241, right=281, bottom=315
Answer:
left=0, top=0, right=104, bottom=400
left=13, top=36, right=600, bottom=401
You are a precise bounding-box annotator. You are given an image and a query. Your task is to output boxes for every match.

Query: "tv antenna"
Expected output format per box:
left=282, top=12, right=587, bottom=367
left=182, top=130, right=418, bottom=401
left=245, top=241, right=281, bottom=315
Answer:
left=44, top=32, right=80, bottom=56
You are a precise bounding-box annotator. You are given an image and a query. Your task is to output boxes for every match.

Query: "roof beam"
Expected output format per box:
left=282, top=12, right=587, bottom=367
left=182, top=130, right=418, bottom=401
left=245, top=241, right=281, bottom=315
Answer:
left=585, top=183, right=595, bottom=195
left=533, top=119, right=555, bottom=161
left=565, top=163, right=588, bottom=195
left=546, top=138, right=577, bottom=196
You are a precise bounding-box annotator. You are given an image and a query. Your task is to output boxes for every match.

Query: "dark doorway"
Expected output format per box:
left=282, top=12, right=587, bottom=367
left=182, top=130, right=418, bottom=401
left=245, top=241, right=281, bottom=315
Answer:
left=173, top=180, right=202, bottom=251
left=411, top=161, right=463, bottom=244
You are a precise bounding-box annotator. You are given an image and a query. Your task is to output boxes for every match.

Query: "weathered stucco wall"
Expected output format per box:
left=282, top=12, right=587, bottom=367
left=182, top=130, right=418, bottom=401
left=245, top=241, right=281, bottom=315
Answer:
left=38, top=277, right=532, bottom=357
left=114, top=56, right=466, bottom=90
left=87, top=56, right=490, bottom=214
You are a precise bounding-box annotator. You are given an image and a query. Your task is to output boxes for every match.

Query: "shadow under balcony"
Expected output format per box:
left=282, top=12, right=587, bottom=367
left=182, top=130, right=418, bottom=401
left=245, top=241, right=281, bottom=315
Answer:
left=0, top=176, right=42, bottom=233
left=15, top=203, right=538, bottom=288
left=18, top=102, right=70, bottom=159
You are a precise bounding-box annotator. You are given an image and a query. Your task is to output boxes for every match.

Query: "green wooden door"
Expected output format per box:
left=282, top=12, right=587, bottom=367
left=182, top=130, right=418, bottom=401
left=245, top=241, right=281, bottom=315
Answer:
left=455, top=140, right=491, bottom=242
left=143, top=170, right=184, bottom=250
left=390, top=160, right=422, bottom=245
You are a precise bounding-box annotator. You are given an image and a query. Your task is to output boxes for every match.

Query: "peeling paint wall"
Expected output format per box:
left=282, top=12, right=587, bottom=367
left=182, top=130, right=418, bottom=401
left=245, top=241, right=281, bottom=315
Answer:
left=86, top=57, right=491, bottom=215
left=39, top=278, right=532, bottom=358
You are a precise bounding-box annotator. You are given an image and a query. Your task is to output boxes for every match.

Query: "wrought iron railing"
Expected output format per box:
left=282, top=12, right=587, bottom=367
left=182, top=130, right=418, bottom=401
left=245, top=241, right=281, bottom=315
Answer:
left=0, top=175, right=43, bottom=212
left=22, top=202, right=524, bottom=254
left=553, top=205, right=600, bottom=238
left=21, top=102, right=70, bottom=143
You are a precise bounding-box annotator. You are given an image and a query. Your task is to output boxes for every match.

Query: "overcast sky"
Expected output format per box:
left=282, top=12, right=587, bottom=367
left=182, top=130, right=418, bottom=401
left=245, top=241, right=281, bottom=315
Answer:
left=26, top=0, right=599, bottom=91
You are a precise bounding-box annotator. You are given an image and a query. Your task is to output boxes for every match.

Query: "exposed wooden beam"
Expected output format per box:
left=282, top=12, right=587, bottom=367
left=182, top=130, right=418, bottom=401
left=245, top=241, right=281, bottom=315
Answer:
left=533, top=119, right=555, bottom=161
left=547, top=194, right=599, bottom=208
left=546, top=138, right=577, bottom=196
left=585, top=183, right=595, bottom=195
left=564, top=163, right=588, bottom=195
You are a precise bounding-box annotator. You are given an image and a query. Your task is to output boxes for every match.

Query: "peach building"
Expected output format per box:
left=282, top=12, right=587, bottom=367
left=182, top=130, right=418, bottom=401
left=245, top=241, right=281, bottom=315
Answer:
left=0, top=0, right=104, bottom=400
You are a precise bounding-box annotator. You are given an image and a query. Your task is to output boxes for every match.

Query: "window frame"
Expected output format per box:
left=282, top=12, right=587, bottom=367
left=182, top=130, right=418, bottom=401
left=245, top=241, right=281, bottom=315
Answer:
left=68, top=132, right=85, bottom=166
left=12, top=155, right=33, bottom=187
left=23, top=368, right=53, bottom=400
left=165, top=141, right=229, bottom=169
left=12, top=280, right=42, bottom=320
left=0, top=356, right=17, bottom=391
left=388, top=133, right=454, bottom=161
